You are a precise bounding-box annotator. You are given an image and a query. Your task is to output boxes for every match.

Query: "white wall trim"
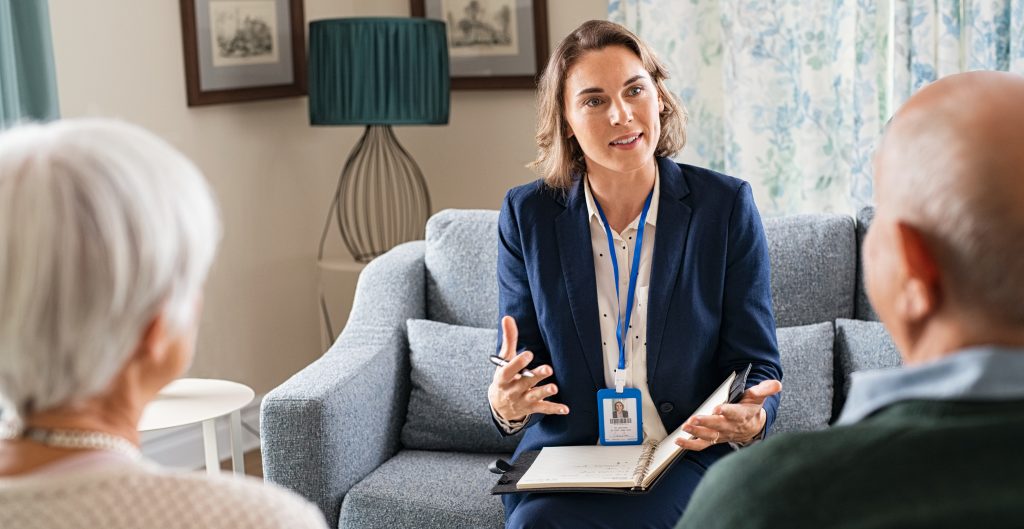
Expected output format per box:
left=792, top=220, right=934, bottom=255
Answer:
left=140, top=394, right=264, bottom=470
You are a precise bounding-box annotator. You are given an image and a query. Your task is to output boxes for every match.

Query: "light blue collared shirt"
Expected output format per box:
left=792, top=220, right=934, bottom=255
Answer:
left=836, top=345, right=1024, bottom=425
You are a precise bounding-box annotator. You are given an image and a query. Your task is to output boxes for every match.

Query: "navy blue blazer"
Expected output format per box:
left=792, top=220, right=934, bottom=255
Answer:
left=495, top=157, right=782, bottom=471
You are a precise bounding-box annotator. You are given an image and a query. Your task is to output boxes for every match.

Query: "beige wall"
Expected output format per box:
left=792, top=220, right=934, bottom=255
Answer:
left=48, top=0, right=607, bottom=394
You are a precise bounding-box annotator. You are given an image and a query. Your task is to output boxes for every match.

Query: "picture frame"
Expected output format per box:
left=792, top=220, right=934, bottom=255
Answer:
left=411, top=0, right=548, bottom=90
left=179, top=0, right=307, bottom=106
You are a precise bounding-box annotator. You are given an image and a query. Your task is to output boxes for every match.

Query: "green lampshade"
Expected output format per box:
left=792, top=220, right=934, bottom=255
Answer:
left=309, top=18, right=450, bottom=126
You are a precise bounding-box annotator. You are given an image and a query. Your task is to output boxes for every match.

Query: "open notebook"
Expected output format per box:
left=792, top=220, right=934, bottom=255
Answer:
left=491, top=365, right=750, bottom=495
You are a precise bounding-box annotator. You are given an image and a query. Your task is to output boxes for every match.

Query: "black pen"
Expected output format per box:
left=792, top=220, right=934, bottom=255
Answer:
left=488, top=354, right=536, bottom=377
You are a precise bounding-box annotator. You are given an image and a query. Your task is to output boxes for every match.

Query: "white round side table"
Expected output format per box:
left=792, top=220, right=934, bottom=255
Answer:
left=139, top=378, right=255, bottom=475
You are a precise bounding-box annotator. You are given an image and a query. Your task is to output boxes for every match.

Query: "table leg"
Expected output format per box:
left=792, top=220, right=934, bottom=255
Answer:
left=229, top=410, right=246, bottom=475
left=202, top=419, right=219, bottom=475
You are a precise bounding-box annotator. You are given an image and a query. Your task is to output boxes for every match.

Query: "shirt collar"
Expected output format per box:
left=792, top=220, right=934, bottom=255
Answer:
left=836, top=345, right=1024, bottom=425
left=584, top=165, right=660, bottom=231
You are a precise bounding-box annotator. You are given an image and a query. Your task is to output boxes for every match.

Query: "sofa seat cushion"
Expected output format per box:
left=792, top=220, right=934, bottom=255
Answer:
left=338, top=450, right=505, bottom=529
left=833, top=318, right=901, bottom=419
left=772, top=322, right=835, bottom=434
left=404, top=319, right=521, bottom=452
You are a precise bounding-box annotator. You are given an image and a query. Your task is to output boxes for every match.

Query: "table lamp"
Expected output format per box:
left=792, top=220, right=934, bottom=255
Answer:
left=309, top=17, right=449, bottom=262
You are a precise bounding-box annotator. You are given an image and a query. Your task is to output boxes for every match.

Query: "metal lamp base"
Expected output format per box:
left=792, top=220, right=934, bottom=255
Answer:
left=318, top=125, right=432, bottom=263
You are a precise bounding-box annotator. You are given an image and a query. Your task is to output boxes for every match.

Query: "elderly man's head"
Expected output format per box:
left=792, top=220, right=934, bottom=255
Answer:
left=0, top=119, right=220, bottom=426
left=865, top=71, right=1024, bottom=363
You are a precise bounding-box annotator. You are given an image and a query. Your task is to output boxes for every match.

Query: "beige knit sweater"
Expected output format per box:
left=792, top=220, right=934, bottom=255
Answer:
left=0, top=453, right=327, bottom=529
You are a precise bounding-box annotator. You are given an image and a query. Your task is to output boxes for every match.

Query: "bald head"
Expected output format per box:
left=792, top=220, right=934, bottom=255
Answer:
left=874, top=71, right=1024, bottom=325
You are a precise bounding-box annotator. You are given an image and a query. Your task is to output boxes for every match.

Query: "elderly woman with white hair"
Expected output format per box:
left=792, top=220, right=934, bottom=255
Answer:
left=0, top=119, right=326, bottom=529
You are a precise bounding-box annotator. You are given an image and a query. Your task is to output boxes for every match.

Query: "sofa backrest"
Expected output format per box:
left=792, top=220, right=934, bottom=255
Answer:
left=762, top=214, right=856, bottom=326
left=415, top=206, right=894, bottom=438
left=425, top=209, right=500, bottom=328
left=423, top=209, right=859, bottom=330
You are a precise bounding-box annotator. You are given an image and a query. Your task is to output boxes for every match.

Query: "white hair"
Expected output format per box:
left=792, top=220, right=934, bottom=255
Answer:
left=0, top=119, right=221, bottom=427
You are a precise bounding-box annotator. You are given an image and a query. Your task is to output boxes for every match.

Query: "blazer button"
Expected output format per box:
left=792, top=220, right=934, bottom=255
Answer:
left=659, top=402, right=674, bottom=414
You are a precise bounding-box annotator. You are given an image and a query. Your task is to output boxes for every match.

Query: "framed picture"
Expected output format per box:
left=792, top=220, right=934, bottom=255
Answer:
left=411, top=0, right=548, bottom=90
left=180, top=0, right=306, bottom=106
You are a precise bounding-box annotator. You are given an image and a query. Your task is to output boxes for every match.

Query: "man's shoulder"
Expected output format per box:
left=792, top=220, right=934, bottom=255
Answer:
left=678, top=426, right=889, bottom=529
left=712, top=427, right=858, bottom=484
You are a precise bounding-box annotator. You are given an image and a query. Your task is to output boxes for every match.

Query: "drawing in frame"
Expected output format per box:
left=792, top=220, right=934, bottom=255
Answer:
left=180, top=0, right=307, bottom=106
left=411, top=0, right=548, bottom=89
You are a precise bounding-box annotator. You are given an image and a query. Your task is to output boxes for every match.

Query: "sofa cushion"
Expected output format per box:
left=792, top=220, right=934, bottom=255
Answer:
left=403, top=319, right=521, bottom=452
left=338, top=450, right=504, bottom=529
left=854, top=207, right=880, bottom=321
left=772, top=322, right=834, bottom=434
left=763, top=214, right=856, bottom=327
left=833, top=318, right=901, bottom=420
left=425, top=209, right=500, bottom=328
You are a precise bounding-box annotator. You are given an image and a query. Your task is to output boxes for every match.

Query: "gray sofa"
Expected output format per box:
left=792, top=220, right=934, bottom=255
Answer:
left=261, top=206, right=899, bottom=529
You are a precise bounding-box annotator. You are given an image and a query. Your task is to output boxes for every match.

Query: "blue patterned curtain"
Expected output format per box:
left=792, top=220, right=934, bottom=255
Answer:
left=610, top=0, right=1024, bottom=215
left=0, top=0, right=59, bottom=128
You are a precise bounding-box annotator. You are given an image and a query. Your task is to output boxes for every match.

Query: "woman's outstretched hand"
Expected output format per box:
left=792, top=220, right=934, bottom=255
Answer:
left=488, top=316, right=570, bottom=422
left=674, top=379, right=782, bottom=450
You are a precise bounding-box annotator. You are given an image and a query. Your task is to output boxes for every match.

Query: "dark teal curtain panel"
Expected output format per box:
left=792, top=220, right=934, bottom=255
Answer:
left=308, top=18, right=449, bottom=125
left=0, top=0, right=59, bottom=128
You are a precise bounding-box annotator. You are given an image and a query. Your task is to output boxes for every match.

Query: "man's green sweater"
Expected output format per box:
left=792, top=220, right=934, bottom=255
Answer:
left=677, top=398, right=1024, bottom=529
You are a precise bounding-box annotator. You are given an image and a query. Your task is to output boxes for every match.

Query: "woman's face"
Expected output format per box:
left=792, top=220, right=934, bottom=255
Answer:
left=563, top=45, right=663, bottom=177
left=614, top=401, right=624, bottom=411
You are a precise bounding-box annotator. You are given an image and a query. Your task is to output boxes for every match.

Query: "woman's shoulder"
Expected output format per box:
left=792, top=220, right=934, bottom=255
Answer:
left=502, top=178, right=567, bottom=212
left=673, top=162, right=750, bottom=197
left=0, top=462, right=327, bottom=529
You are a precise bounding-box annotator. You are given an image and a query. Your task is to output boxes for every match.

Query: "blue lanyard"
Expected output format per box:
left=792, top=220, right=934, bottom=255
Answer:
left=592, top=189, right=653, bottom=374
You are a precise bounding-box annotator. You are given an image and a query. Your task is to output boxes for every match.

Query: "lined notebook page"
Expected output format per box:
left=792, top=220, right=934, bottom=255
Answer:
left=640, top=371, right=737, bottom=488
left=517, top=445, right=645, bottom=489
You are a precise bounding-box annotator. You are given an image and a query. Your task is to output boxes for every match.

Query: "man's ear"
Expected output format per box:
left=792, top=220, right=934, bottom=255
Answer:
left=894, top=222, right=942, bottom=321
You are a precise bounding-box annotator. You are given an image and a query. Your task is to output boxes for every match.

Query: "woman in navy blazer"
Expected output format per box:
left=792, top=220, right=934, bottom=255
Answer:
left=487, top=21, right=782, bottom=529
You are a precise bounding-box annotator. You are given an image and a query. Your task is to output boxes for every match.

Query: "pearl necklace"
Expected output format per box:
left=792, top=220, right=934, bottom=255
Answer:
left=21, top=428, right=142, bottom=461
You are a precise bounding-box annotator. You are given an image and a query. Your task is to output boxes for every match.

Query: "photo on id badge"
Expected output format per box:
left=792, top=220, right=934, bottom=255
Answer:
left=598, top=387, right=643, bottom=445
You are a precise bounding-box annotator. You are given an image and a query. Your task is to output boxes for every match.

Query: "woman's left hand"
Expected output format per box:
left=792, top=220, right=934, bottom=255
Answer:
left=675, top=379, right=782, bottom=451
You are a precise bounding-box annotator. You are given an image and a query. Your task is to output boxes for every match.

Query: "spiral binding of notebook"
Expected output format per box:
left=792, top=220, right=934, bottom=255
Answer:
left=630, top=438, right=660, bottom=488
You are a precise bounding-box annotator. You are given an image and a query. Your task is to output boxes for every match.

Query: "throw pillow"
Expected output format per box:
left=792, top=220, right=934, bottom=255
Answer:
left=833, top=318, right=901, bottom=420
left=773, top=321, right=835, bottom=434
left=403, top=319, right=521, bottom=453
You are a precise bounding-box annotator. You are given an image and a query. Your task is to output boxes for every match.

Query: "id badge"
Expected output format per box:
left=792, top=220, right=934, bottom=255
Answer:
left=597, top=387, right=643, bottom=445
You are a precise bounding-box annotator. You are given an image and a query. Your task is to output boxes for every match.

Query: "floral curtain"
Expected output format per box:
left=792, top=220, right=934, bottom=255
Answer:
left=609, top=0, right=1024, bottom=215
left=0, top=0, right=59, bottom=128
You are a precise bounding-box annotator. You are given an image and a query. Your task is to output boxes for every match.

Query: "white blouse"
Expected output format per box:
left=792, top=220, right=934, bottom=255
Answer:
left=583, top=170, right=668, bottom=441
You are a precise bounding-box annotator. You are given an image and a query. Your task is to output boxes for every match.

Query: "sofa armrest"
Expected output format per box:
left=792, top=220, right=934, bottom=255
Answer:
left=260, top=242, right=425, bottom=527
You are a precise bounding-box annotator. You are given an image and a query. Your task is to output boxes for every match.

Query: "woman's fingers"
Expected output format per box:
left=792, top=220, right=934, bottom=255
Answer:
left=674, top=436, right=713, bottom=451
left=495, top=349, right=533, bottom=384
left=691, top=412, right=739, bottom=431
left=530, top=399, right=570, bottom=416
left=499, top=316, right=519, bottom=361
left=523, top=382, right=558, bottom=403
left=738, top=379, right=782, bottom=405
left=681, top=421, right=723, bottom=444
left=509, top=363, right=554, bottom=391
